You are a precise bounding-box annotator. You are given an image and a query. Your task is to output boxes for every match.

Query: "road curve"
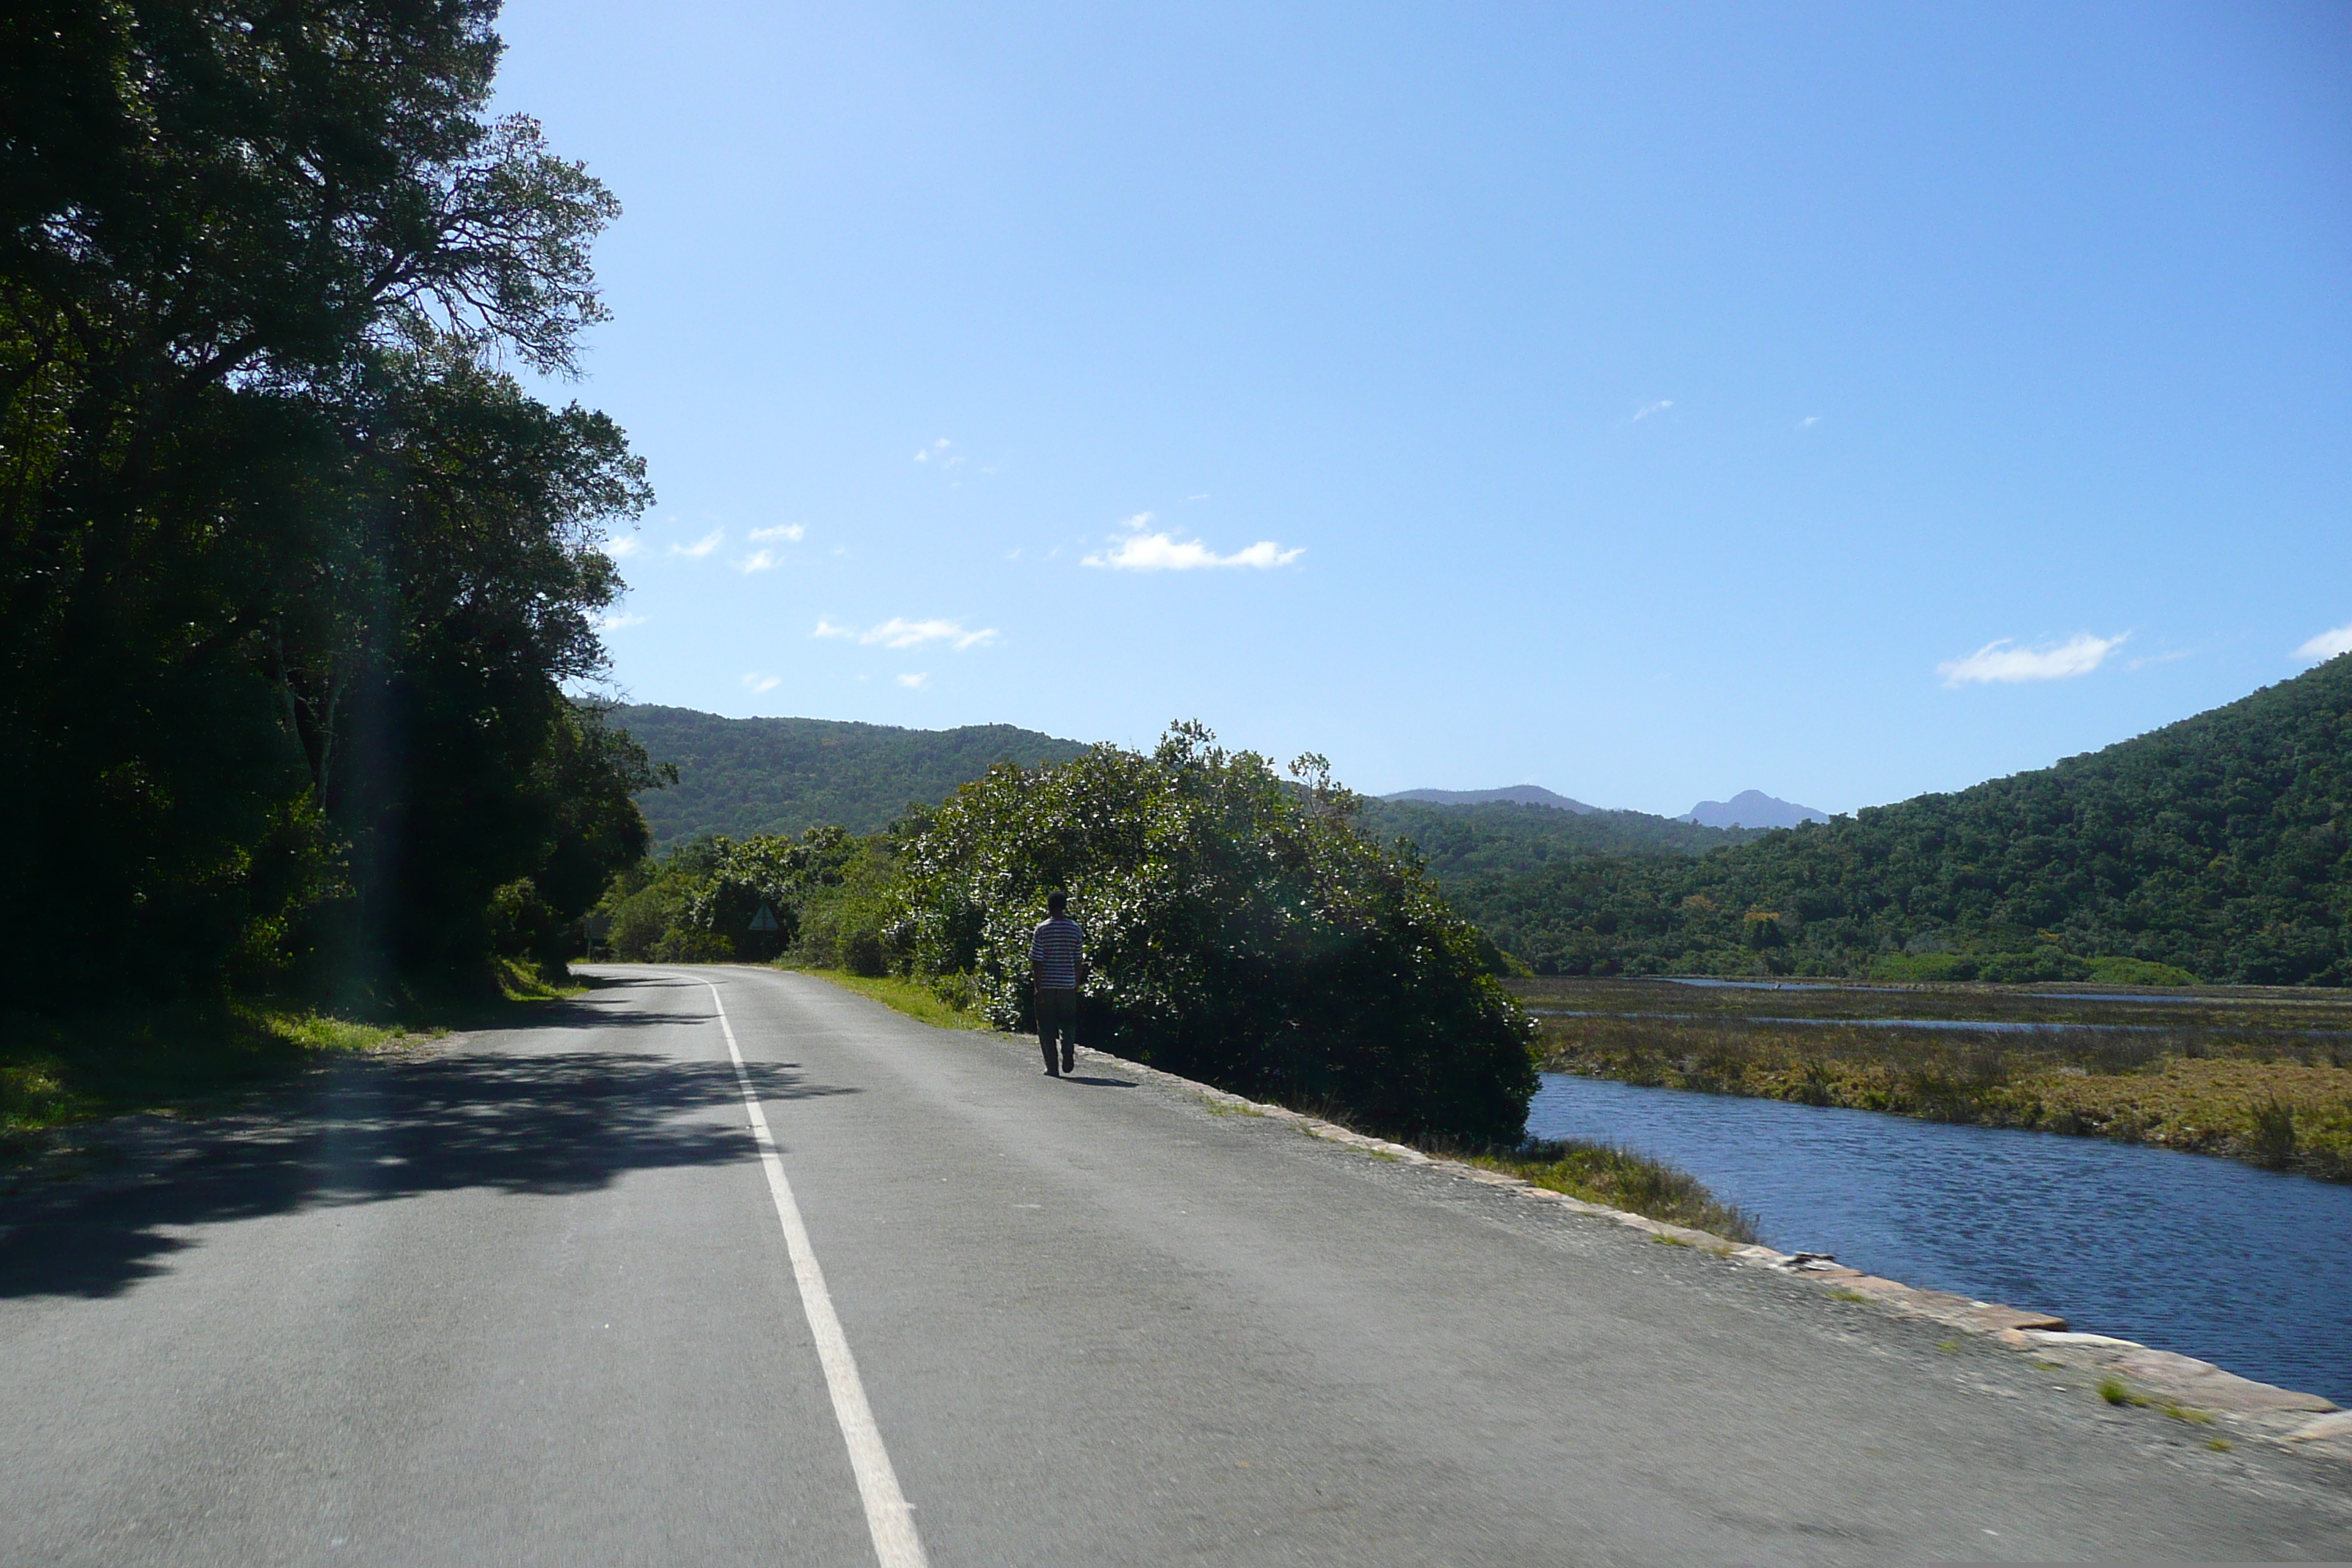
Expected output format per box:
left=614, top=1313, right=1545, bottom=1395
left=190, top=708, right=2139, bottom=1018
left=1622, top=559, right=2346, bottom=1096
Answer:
left=3, top=965, right=2347, bottom=1566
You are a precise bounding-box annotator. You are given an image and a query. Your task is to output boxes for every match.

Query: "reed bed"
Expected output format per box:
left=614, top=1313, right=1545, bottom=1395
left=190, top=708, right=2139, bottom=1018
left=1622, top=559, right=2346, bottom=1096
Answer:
left=1532, top=1011, right=2352, bottom=1181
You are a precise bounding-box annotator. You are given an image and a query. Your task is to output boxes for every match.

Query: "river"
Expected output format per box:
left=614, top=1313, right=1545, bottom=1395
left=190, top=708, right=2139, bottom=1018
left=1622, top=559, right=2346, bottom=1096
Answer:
left=1529, top=1073, right=2352, bottom=1406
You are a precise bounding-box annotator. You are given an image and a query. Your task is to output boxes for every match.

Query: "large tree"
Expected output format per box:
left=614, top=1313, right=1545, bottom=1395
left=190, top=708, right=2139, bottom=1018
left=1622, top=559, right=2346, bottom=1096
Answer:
left=1, top=1, right=655, bottom=995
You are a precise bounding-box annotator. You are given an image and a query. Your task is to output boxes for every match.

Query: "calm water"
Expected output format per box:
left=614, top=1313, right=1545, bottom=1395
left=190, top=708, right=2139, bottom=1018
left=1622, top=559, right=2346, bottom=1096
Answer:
left=1529, top=1074, right=2352, bottom=1405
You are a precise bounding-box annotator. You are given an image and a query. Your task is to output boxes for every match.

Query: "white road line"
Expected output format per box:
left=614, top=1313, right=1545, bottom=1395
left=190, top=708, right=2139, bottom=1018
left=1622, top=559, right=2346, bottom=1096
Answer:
left=701, top=976, right=930, bottom=1568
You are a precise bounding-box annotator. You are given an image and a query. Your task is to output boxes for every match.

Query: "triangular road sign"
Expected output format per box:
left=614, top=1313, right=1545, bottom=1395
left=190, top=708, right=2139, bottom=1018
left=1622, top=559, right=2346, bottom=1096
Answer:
left=749, top=901, right=780, bottom=932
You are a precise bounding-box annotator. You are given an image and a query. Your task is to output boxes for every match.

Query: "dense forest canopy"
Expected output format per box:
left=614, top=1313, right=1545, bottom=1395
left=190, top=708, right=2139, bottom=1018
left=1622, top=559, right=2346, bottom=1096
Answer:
left=1356, top=797, right=1760, bottom=883
left=2, top=0, right=660, bottom=998
left=608, top=706, right=1088, bottom=845
left=1455, top=657, right=2352, bottom=985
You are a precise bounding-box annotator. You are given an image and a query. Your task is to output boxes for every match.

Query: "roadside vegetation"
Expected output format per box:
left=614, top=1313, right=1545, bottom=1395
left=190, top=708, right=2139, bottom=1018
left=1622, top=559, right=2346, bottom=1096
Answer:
left=2, top=1004, right=411, bottom=1153
left=801, top=971, right=990, bottom=1032
left=1, top=5, right=662, bottom=1130
left=1, top=960, right=584, bottom=1155
left=1463, top=1139, right=1759, bottom=1241
left=1522, top=979, right=2352, bottom=1180
left=595, top=725, right=1537, bottom=1144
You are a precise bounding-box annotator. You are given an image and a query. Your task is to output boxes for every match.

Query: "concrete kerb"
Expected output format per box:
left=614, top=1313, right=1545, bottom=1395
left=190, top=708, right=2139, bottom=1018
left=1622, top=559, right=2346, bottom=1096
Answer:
left=1064, top=1039, right=2349, bottom=1460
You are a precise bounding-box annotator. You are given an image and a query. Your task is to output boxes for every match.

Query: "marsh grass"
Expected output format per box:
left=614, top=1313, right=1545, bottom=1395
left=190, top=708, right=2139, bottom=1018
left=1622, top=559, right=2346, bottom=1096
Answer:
left=1459, top=1137, right=1760, bottom=1242
left=1526, top=995, right=2352, bottom=1181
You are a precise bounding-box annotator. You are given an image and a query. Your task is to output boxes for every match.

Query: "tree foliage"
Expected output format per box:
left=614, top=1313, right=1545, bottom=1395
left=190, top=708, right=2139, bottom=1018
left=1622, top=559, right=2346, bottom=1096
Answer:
left=1, top=1, right=657, bottom=998
left=892, top=725, right=1537, bottom=1142
left=597, top=826, right=896, bottom=970
left=1454, top=657, right=2352, bottom=986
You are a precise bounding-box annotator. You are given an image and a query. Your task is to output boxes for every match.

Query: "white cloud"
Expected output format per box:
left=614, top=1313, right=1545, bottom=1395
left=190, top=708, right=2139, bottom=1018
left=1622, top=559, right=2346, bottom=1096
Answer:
left=913, top=438, right=961, bottom=468
left=603, top=535, right=642, bottom=559
left=740, top=673, right=781, bottom=695
left=749, top=524, right=805, bottom=542
left=897, top=671, right=928, bottom=688
left=2293, top=622, right=2352, bottom=662
left=1083, top=513, right=1303, bottom=571
left=1938, top=632, right=2128, bottom=687
left=1797, top=415, right=1821, bottom=430
left=671, top=529, right=723, bottom=558
left=813, top=617, right=997, bottom=650
left=1632, top=399, right=1673, bottom=422
left=870, top=617, right=997, bottom=649
left=737, top=550, right=777, bottom=573
left=595, top=612, right=648, bottom=633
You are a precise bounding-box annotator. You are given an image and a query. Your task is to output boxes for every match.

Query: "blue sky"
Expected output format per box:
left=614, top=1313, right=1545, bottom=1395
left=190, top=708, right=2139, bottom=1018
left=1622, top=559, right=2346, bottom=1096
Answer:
left=491, top=1, right=2351, bottom=815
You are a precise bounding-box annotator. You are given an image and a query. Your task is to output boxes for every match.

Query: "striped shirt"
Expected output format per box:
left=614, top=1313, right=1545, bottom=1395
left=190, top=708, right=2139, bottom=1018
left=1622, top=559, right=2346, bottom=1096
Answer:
left=1030, top=915, right=1086, bottom=990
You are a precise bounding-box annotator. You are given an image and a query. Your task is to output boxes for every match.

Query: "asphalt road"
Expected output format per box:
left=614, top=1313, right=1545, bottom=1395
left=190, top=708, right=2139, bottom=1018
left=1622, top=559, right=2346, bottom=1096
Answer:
left=4, top=965, right=2348, bottom=1566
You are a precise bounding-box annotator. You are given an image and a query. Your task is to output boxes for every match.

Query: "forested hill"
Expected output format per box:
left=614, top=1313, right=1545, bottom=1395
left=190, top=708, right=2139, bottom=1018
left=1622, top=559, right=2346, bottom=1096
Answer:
left=1452, top=656, right=2352, bottom=985
left=1357, top=797, right=1762, bottom=883
left=611, top=706, right=1090, bottom=845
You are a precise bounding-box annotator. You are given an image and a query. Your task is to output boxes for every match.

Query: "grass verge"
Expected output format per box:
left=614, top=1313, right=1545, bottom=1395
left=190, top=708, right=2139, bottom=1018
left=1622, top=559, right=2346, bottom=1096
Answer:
left=2, top=1004, right=423, bottom=1153
left=3, top=959, right=581, bottom=1156
left=1460, top=1137, right=1760, bottom=1242
left=793, top=968, right=991, bottom=1031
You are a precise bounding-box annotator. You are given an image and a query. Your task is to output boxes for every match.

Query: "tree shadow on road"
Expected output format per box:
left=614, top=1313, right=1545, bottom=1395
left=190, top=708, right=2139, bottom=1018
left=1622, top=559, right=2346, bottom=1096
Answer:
left=0, top=987, right=853, bottom=1301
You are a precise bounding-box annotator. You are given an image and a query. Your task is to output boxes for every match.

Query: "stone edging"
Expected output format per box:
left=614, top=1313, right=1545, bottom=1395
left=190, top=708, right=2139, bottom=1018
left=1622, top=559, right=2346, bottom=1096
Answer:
left=1069, top=1042, right=2350, bottom=1459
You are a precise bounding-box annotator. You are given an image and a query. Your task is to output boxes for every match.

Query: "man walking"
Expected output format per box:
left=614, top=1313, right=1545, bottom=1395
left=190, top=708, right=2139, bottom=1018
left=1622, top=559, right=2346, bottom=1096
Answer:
left=1030, top=892, right=1088, bottom=1077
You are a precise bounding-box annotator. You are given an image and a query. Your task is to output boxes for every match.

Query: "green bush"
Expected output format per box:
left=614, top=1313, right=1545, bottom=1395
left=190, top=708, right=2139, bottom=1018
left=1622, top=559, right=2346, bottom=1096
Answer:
left=2086, top=955, right=2199, bottom=987
left=891, top=724, right=1537, bottom=1143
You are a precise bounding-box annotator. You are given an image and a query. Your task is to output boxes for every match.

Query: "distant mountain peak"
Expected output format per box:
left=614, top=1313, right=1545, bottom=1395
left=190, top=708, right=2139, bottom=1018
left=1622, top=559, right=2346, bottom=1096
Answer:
left=1676, top=789, right=1828, bottom=830
left=1382, top=785, right=1597, bottom=815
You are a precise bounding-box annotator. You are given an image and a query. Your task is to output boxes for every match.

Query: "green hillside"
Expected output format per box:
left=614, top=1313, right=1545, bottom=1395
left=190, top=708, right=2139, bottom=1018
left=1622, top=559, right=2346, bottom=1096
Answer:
left=1453, top=657, right=2352, bottom=985
left=1357, top=797, right=1761, bottom=883
left=610, top=706, right=1090, bottom=845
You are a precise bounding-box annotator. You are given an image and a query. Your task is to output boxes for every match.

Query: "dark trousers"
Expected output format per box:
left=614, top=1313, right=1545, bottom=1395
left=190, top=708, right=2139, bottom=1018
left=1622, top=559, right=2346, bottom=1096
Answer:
left=1036, top=987, right=1078, bottom=1073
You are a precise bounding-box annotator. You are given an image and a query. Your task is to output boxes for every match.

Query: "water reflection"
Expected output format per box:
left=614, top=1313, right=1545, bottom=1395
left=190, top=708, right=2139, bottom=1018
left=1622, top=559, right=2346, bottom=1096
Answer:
left=1529, top=1074, right=2352, bottom=1405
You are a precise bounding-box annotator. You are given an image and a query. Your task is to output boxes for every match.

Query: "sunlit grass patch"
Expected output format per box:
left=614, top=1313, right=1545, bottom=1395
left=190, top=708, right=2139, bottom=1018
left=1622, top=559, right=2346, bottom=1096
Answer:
left=494, top=956, right=587, bottom=1002
left=796, top=968, right=992, bottom=1031
left=1, top=1000, right=439, bottom=1148
left=2099, top=1376, right=2150, bottom=1407
left=1465, top=1137, right=1759, bottom=1242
